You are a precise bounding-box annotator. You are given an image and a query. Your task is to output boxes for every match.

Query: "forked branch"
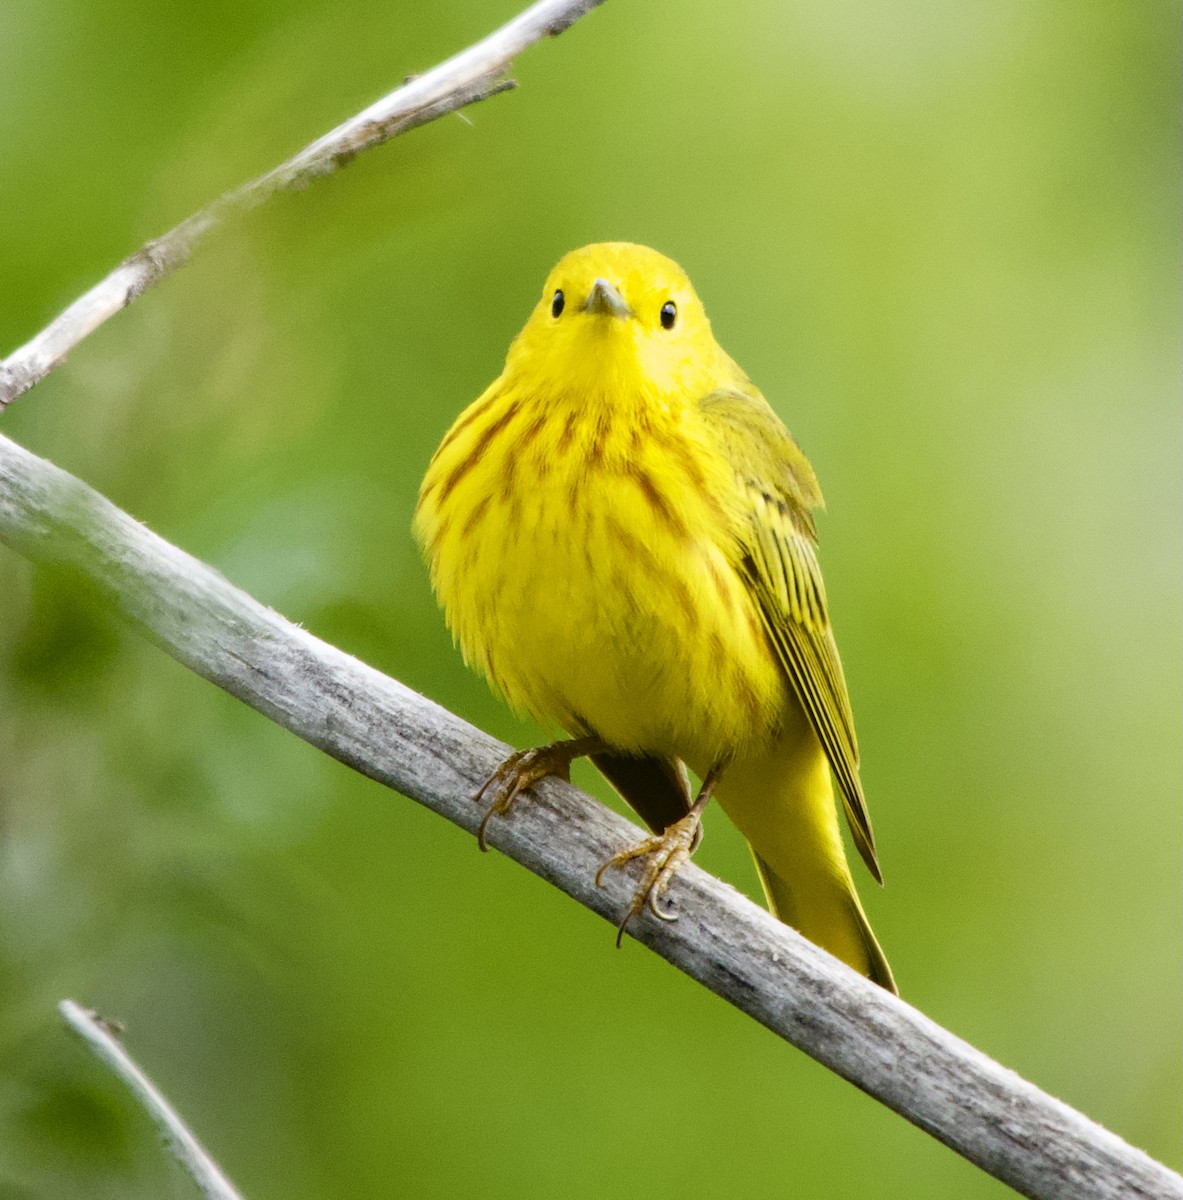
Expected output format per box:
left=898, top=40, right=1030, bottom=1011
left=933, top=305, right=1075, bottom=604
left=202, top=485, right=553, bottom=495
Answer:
left=0, top=0, right=607, bottom=411
left=2, top=433, right=1179, bottom=1200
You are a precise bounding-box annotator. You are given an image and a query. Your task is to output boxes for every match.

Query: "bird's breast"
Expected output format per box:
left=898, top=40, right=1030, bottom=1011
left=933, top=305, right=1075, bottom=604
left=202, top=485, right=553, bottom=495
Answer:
left=417, top=390, right=788, bottom=764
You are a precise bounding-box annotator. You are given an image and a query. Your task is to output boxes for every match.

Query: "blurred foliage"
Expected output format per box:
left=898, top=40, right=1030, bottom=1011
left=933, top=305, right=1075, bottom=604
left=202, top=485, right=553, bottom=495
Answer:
left=0, top=1, right=1179, bottom=1197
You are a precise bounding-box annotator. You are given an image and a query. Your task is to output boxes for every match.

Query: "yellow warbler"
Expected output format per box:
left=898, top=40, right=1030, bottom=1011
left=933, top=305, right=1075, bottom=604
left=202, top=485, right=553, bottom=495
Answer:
left=415, top=242, right=895, bottom=992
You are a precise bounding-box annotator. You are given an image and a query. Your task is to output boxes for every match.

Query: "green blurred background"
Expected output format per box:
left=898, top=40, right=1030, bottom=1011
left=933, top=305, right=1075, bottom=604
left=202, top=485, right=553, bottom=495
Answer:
left=0, top=1, right=1178, bottom=1196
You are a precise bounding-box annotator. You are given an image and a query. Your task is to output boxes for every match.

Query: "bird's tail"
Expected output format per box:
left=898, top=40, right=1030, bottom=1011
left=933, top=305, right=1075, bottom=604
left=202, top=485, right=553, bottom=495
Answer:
left=716, top=730, right=897, bottom=994
left=751, top=852, right=895, bottom=993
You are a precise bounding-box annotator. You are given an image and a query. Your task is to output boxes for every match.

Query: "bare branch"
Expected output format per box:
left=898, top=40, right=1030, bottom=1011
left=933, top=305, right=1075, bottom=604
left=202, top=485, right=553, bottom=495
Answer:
left=59, top=1000, right=245, bottom=1200
left=0, top=0, right=606, bottom=412
left=3, top=435, right=1179, bottom=1199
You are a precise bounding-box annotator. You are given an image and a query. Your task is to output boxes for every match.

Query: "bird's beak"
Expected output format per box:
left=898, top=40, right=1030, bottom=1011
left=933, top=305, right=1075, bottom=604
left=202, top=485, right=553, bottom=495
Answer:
left=582, top=278, right=632, bottom=319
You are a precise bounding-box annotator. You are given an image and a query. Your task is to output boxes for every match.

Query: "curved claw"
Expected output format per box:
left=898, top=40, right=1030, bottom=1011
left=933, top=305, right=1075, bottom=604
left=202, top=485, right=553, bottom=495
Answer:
left=476, top=804, right=499, bottom=853
left=648, top=888, right=679, bottom=922
left=613, top=912, right=631, bottom=949
left=474, top=751, right=532, bottom=852
left=596, top=810, right=703, bottom=943
left=472, top=736, right=604, bottom=852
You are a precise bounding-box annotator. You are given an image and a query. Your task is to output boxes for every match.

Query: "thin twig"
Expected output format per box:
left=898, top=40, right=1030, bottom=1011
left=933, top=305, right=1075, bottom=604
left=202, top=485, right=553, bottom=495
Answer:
left=59, top=1000, right=245, bottom=1200
left=0, top=0, right=606, bottom=411
left=2, top=435, right=1179, bottom=1200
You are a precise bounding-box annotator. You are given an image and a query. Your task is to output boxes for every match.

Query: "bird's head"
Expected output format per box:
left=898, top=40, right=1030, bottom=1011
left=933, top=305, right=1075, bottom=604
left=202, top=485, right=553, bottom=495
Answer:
left=504, top=243, right=730, bottom=405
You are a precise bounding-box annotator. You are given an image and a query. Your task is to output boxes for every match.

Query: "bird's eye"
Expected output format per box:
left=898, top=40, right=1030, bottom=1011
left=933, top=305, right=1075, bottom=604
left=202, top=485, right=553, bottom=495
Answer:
left=552, top=290, right=565, bottom=318
left=660, top=300, right=677, bottom=330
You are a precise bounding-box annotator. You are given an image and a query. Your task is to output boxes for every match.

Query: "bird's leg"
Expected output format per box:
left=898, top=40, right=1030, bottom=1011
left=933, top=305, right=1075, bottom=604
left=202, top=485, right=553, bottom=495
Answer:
left=596, top=763, right=724, bottom=946
left=475, top=735, right=607, bottom=851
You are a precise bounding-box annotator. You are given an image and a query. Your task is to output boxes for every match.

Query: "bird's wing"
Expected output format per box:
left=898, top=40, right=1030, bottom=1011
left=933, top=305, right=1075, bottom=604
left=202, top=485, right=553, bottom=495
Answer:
left=698, top=388, right=882, bottom=883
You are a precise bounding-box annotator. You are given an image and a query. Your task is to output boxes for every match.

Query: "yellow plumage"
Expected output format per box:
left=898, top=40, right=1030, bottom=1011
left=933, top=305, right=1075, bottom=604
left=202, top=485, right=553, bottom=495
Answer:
left=415, top=242, right=895, bottom=992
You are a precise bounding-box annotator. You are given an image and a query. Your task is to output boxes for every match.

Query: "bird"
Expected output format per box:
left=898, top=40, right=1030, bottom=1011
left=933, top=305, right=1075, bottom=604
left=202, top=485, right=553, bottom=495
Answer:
left=414, top=242, right=896, bottom=992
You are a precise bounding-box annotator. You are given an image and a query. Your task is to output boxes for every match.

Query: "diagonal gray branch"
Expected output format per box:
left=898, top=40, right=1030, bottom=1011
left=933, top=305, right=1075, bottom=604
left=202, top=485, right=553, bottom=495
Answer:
left=0, top=0, right=606, bottom=412
left=60, top=1000, right=245, bottom=1200
left=1, top=433, right=1179, bottom=1200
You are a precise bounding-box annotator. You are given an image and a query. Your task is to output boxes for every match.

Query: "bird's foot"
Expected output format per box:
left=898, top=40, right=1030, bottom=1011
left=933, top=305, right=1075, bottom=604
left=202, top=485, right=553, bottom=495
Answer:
left=595, top=810, right=705, bottom=946
left=475, top=736, right=604, bottom=851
